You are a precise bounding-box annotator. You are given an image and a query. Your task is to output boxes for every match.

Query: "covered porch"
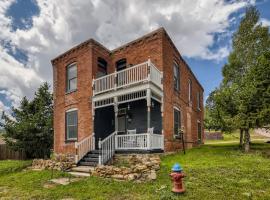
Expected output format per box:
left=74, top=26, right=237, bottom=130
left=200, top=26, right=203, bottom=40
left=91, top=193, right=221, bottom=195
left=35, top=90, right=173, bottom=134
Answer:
left=94, top=98, right=164, bottom=151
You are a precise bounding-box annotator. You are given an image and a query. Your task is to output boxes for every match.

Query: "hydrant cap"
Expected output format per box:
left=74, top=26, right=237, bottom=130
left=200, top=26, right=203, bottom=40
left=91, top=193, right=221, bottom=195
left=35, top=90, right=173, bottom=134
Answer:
left=172, top=163, right=183, bottom=172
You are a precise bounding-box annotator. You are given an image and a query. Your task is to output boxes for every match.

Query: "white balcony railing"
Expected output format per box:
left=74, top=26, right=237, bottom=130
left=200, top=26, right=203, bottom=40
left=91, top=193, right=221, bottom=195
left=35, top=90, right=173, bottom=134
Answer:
left=75, top=135, right=95, bottom=163
left=93, top=60, right=162, bottom=95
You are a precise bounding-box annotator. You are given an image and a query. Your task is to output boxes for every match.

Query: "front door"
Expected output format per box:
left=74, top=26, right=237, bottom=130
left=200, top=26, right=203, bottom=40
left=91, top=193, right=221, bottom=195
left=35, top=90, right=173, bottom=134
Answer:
left=118, top=115, right=127, bottom=134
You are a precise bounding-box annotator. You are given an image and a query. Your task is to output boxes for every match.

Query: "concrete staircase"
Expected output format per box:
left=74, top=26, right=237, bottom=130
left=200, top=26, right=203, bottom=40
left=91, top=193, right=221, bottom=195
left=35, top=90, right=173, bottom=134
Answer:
left=68, top=150, right=99, bottom=177
left=78, top=150, right=99, bottom=167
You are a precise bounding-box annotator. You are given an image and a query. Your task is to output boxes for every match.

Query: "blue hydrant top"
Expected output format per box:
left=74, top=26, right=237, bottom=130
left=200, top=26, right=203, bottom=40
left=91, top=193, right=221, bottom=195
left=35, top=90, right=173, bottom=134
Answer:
left=172, top=163, right=183, bottom=172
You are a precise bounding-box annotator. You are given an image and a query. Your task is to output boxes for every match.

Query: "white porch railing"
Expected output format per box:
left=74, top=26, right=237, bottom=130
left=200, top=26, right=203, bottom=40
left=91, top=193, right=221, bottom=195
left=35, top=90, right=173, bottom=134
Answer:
left=75, top=135, right=95, bottom=163
left=150, top=133, right=164, bottom=149
left=98, top=131, right=117, bottom=165
left=115, top=133, right=164, bottom=150
left=116, top=133, right=149, bottom=150
left=93, top=60, right=162, bottom=95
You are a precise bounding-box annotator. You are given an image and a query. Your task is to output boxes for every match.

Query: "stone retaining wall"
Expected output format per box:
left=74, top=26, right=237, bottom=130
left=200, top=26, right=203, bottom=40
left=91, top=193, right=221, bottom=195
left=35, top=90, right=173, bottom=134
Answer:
left=91, top=154, right=161, bottom=182
left=32, top=154, right=74, bottom=171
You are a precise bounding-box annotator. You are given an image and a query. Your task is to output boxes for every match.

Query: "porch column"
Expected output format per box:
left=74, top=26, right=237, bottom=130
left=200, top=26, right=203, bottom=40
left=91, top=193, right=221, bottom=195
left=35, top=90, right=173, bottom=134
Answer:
left=92, top=100, right=95, bottom=136
left=146, top=88, right=151, bottom=129
left=114, top=96, right=118, bottom=132
left=161, top=97, right=164, bottom=150
left=161, top=97, right=164, bottom=135
left=92, top=101, right=96, bottom=149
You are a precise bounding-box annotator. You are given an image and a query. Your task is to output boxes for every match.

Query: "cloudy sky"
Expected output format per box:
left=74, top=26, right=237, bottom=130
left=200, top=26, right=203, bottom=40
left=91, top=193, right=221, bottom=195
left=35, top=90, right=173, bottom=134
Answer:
left=0, top=0, right=270, bottom=115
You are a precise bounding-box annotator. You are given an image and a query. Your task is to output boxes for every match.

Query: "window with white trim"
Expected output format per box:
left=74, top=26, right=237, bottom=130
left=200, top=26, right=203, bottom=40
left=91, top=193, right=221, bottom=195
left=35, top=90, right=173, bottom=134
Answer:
left=66, top=109, right=78, bottom=141
left=173, top=62, right=180, bottom=91
left=66, top=63, right=77, bottom=92
left=174, top=108, right=181, bottom=136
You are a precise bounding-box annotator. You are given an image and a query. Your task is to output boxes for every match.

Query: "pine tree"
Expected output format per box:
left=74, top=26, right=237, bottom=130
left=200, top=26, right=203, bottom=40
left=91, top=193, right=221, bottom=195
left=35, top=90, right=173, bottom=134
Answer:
left=207, top=6, right=270, bottom=152
left=2, top=83, right=53, bottom=158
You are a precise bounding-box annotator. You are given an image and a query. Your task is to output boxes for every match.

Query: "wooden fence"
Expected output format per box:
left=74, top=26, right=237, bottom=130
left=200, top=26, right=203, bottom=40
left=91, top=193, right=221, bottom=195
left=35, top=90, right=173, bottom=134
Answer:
left=0, top=144, right=26, bottom=160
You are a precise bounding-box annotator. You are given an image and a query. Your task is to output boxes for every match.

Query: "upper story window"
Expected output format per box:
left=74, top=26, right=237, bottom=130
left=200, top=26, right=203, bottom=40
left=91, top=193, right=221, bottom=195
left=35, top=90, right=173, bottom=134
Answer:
left=116, top=58, right=127, bottom=71
left=173, top=62, right=180, bottom=91
left=174, top=108, right=181, bottom=136
left=97, top=57, right=107, bottom=78
left=197, top=91, right=201, bottom=110
left=66, top=109, right=78, bottom=141
left=66, top=63, right=77, bottom=93
left=188, top=79, right=192, bottom=103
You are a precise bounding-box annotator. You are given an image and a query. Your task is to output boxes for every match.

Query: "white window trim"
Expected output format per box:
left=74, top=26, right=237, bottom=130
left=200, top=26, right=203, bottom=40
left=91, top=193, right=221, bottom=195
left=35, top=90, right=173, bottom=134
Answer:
left=66, top=62, right=77, bottom=93
left=66, top=108, right=78, bottom=112
left=66, top=108, right=78, bottom=141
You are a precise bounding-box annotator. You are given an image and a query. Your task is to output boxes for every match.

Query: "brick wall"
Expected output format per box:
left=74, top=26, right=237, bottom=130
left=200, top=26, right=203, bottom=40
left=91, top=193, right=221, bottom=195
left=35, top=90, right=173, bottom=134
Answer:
left=51, top=28, right=204, bottom=155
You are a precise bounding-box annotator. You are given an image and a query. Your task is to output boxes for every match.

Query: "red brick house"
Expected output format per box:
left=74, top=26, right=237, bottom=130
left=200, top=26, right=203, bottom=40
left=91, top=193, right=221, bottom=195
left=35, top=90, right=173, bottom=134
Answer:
left=51, top=28, right=204, bottom=166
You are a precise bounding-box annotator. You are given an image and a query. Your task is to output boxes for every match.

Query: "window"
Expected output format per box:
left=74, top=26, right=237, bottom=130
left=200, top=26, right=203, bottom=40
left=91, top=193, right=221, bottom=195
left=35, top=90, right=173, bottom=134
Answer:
left=66, top=63, right=77, bottom=92
left=174, top=108, right=181, bottom=136
left=66, top=109, right=78, bottom=141
left=197, top=121, right=202, bottom=143
left=188, top=79, right=192, bottom=103
left=116, top=58, right=126, bottom=71
left=97, top=57, right=107, bottom=78
left=173, top=62, right=180, bottom=91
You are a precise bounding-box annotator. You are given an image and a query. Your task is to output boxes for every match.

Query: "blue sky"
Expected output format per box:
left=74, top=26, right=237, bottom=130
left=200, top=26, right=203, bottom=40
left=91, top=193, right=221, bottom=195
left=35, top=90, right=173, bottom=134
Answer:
left=0, top=0, right=269, bottom=114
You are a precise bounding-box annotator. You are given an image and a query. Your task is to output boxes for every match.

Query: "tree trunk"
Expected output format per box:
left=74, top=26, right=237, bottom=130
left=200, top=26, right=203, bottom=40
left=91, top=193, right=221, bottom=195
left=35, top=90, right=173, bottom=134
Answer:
left=239, top=129, right=244, bottom=147
left=244, top=129, right=250, bottom=152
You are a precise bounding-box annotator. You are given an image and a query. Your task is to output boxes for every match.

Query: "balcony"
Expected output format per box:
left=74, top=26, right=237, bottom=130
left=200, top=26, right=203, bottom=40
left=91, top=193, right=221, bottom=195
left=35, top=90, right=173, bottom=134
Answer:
left=92, top=60, right=163, bottom=96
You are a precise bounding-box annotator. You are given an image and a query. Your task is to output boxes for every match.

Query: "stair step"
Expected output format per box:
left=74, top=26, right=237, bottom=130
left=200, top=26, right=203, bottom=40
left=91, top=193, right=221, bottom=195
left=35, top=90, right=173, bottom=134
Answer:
left=89, top=150, right=99, bottom=154
left=83, top=157, right=98, bottom=162
left=68, top=171, right=90, bottom=177
left=86, top=153, right=99, bottom=157
left=71, top=166, right=95, bottom=173
left=80, top=161, right=98, bottom=167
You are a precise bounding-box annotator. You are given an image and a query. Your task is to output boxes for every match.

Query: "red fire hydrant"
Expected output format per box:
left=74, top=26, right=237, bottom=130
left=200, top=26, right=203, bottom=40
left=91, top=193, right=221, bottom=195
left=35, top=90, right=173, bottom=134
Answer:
left=170, top=163, right=185, bottom=194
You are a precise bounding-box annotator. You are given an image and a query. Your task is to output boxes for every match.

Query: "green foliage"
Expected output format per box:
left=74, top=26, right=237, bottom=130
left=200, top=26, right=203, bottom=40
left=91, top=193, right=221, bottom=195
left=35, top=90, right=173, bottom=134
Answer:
left=206, top=6, right=270, bottom=151
left=1, top=83, right=53, bottom=158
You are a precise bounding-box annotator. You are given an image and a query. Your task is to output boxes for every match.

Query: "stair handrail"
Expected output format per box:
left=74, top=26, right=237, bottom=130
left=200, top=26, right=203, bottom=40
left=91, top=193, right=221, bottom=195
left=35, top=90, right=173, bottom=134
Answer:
left=98, top=131, right=117, bottom=165
left=75, top=134, right=95, bottom=164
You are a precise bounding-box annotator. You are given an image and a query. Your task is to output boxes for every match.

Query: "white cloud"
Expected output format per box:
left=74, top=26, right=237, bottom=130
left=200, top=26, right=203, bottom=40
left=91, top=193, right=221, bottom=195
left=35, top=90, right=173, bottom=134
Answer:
left=0, top=0, right=255, bottom=108
left=261, top=18, right=270, bottom=27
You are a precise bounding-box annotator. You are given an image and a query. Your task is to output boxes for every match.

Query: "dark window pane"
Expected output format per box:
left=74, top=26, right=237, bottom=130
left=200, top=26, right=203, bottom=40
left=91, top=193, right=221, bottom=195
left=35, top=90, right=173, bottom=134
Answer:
left=198, top=122, right=201, bottom=142
left=67, top=64, right=77, bottom=92
left=173, top=63, right=179, bottom=90
left=174, top=109, right=181, bottom=135
left=68, top=126, right=77, bottom=139
left=116, top=59, right=126, bottom=71
left=97, top=58, right=107, bottom=77
left=68, top=65, right=77, bottom=79
left=69, top=78, right=77, bottom=91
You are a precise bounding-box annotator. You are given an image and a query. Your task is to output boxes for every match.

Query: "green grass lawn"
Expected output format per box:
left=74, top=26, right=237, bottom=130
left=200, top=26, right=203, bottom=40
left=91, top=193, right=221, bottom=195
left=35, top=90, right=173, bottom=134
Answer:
left=205, top=129, right=269, bottom=144
left=0, top=142, right=270, bottom=200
